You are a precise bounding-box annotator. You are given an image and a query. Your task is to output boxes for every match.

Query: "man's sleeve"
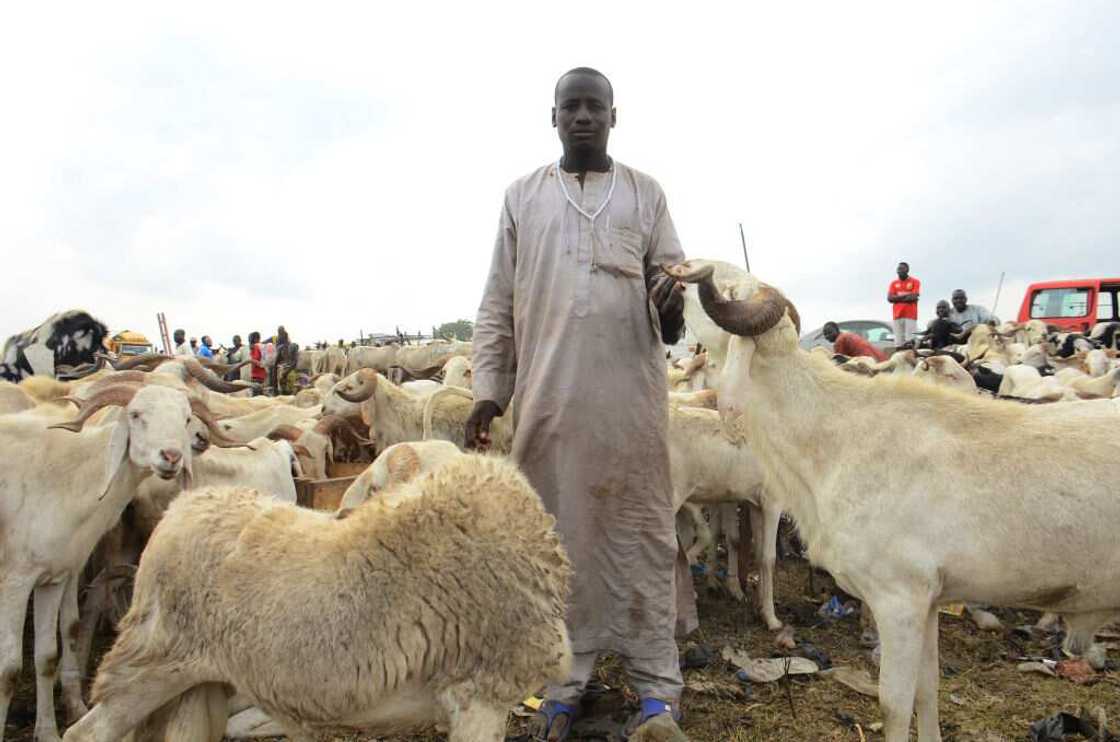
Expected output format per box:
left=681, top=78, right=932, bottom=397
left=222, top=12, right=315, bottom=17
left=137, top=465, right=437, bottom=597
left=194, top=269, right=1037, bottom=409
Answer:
left=912, top=278, right=921, bottom=296
left=472, top=191, right=518, bottom=411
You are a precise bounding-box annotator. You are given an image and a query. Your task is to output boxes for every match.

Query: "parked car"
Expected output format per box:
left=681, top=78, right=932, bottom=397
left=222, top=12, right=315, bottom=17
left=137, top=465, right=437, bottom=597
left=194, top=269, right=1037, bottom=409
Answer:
left=1016, top=278, right=1120, bottom=333
left=799, top=320, right=895, bottom=353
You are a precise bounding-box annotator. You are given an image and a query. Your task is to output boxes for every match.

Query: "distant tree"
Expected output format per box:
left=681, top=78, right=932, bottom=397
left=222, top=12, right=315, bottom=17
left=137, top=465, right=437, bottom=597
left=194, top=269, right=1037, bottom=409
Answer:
left=434, top=319, right=474, bottom=341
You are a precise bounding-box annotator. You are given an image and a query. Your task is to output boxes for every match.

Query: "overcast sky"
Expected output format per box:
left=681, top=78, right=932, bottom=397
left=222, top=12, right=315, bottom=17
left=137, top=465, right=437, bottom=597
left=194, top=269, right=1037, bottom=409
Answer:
left=1, top=2, right=1116, bottom=348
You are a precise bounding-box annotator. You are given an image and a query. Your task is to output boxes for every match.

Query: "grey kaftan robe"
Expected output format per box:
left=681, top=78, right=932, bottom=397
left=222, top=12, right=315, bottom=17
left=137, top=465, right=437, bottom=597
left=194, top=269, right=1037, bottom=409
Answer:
left=473, top=161, right=696, bottom=661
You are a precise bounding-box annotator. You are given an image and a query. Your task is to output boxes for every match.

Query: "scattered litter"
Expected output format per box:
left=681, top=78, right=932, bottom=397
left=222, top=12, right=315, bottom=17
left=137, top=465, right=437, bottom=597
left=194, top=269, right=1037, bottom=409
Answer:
left=774, top=625, right=796, bottom=650
left=1018, top=660, right=1057, bottom=677
left=868, top=722, right=884, bottom=732
left=1084, top=644, right=1108, bottom=671
left=792, top=643, right=832, bottom=670
left=968, top=606, right=1004, bottom=632
left=1028, top=706, right=1118, bottom=741
left=520, top=695, right=543, bottom=711
left=1054, top=658, right=1096, bottom=684
left=949, top=693, right=965, bottom=706
left=680, top=644, right=715, bottom=670
left=689, top=563, right=708, bottom=577
left=819, top=666, right=878, bottom=697
left=939, top=602, right=966, bottom=617
left=722, top=645, right=818, bottom=683
left=817, top=595, right=856, bottom=620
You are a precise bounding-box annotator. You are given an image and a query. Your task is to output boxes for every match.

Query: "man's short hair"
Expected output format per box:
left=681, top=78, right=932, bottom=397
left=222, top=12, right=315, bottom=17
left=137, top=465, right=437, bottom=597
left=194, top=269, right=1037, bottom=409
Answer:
left=823, top=321, right=839, bottom=333
left=555, top=67, right=614, bottom=104
left=898, top=261, right=909, bottom=269
left=952, top=289, right=966, bottom=297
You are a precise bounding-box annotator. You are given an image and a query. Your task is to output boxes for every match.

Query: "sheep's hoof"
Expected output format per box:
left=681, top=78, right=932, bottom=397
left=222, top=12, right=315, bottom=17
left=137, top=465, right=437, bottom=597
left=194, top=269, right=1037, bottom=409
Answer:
left=724, top=579, right=747, bottom=603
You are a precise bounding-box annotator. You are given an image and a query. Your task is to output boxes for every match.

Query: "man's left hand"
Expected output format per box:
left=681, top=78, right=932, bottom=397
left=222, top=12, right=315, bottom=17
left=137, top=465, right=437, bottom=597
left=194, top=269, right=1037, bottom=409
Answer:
left=650, top=274, right=685, bottom=318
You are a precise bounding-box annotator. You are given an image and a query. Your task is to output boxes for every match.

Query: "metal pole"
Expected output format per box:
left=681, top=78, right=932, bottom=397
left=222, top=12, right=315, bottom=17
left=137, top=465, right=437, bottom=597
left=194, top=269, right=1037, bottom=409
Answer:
left=739, top=222, right=751, bottom=272
left=992, top=271, right=1006, bottom=317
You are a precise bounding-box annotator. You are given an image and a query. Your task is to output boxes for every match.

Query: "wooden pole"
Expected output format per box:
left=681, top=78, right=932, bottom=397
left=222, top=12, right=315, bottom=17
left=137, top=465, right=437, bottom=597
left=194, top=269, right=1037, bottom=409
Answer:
left=739, top=222, right=751, bottom=272
left=992, top=271, right=1006, bottom=317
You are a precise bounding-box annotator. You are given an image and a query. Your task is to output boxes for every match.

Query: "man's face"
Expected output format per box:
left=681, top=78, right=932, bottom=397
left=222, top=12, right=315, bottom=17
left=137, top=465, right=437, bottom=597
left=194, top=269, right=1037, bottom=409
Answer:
left=952, top=292, right=967, bottom=312
left=174, top=330, right=184, bottom=344
left=553, top=73, right=615, bottom=157
left=202, top=336, right=211, bottom=348
left=936, top=301, right=950, bottom=319
left=897, top=263, right=909, bottom=280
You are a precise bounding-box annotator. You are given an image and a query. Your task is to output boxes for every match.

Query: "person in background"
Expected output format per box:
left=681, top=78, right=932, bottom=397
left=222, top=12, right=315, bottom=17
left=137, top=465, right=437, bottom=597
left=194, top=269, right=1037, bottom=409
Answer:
left=197, top=335, right=214, bottom=359
left=273, top=326, right=299, bottom=395
left=189, top=337, right=199, bottom=355
left=248, top=331, right=267, bottom=386
left=225, top=335, right=247, bottom=380
left=173, top=329, right=190, bottom=356
left=887, top=261, right=921, bottom=348
left=822, top=321, right=887, bottom=361
left=948, top=289, right=998, bottom=331
left=916, top=300, right=966, bottom=350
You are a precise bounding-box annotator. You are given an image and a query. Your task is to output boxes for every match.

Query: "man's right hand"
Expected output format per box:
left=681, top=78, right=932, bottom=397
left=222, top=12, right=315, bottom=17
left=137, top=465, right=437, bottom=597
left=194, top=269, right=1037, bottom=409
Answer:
left=465, top=400, right=502, bottom=451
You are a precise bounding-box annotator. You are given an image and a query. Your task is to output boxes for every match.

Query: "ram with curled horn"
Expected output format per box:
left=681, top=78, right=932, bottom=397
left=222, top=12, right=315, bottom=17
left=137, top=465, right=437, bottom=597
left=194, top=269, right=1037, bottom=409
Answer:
left=0, top=382, right=202, bottom=740
left=95, top=352, right=171, bottom=372
left=267, top=414, right=370, bottom=479
left=665, top=258, right=1120, bottom=742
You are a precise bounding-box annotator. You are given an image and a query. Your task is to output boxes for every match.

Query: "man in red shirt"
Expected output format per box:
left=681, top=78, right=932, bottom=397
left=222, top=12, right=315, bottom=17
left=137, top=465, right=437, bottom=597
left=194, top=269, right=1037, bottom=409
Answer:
left=823, top=322, right=887, bottom=361
left=887, top=261, right=920, bottom=347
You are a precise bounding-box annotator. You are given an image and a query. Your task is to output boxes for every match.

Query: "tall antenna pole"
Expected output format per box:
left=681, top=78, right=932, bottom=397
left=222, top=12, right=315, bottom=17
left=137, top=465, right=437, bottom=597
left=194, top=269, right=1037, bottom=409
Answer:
left=992, top=271, right=1006, bottom=317
left=739, top=222, right=751, bottom=272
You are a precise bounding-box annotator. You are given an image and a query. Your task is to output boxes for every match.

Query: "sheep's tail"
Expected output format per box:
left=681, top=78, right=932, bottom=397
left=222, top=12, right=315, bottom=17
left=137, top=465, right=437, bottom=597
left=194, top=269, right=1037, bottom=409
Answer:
left=421, top=386, right=475, bottom=441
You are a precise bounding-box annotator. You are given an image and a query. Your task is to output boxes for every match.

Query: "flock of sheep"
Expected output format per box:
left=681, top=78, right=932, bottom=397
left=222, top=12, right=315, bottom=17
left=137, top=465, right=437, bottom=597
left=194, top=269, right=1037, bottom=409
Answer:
left=0, top=257, right=1117, bottom=742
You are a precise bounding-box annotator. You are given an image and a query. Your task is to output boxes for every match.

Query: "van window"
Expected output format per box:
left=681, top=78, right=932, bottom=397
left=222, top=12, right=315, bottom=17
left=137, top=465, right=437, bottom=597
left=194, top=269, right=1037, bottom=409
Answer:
left=1097, top=290, right=1117, bottom=321
left=1030, top=287, right=1089, bottom=319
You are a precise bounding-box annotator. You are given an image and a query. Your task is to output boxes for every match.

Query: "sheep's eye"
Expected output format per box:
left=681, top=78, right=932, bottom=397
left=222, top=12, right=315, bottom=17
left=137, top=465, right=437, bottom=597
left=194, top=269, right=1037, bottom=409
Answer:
left=130, top=411, right=141, bottom=420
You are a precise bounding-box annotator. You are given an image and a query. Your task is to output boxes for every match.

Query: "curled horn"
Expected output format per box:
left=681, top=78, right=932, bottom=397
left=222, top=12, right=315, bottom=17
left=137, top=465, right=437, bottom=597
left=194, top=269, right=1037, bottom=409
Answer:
left=96, top=352, right=171, bottom=372
left=82, top=371, right=150, bottom=396
left=199, top=358, right=250, bottom=376
left=48, top=384, right=139, bottom=433
left=188, top=398, right=247, bottom=448
left=665, top=262, right=799, bottom=338
left=336, top=369, right=379, bottom=403
left=267, top=424, right=304, bottom=442
left=183, top=357, right=254, bottom=394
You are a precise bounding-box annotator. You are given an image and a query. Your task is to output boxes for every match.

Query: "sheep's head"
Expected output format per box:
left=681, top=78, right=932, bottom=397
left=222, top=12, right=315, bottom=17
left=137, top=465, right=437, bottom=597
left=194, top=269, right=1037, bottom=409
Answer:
left=662, top=260, right=800, bottom=342
left=50, top=384, right=194, bottom=486
left=324, top=369, right=377, bottom=420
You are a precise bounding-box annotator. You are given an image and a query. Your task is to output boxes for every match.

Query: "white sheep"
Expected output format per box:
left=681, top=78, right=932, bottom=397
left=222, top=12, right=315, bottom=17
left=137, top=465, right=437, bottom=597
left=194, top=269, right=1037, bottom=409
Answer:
left=667, top=258, right=1120, bottom=742
left=63, top=454, right=571, bottom=742
left=0, top=384, right=224, bottom=742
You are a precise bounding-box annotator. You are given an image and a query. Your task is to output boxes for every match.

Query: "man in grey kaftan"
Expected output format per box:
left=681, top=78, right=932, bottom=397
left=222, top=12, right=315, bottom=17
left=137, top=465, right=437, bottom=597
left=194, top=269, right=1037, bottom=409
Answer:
left=469, top=68, right=695, bottom=735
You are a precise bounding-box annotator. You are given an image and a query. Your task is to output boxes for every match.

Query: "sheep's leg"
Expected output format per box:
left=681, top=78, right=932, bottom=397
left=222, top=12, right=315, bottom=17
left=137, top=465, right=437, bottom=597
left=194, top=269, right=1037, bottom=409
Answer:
left=914, top=609, right=942, bottom=742
left=445, top=699, right=508, bottom=742
left=34, top=581, right=66, bottom=742
left=1062, top=610, right=1118, bottom=656
left=0, top=577, right=34, bottom=742
left=871, top=596, right=930, bottom=742
left=682, top=504, right=710, bottom=566
left=703, top=506, right=724, bottom=593
left=76, top=570, right=110, bottom=682
left=59, top=575, right=89, bottom=723
left=752, top=501, right=782, bottom=630
left=674, top=510, right=697, bottom=565
left=721, top=504, right=747, bottom=602
left=61, top=668, right=199, bottom=742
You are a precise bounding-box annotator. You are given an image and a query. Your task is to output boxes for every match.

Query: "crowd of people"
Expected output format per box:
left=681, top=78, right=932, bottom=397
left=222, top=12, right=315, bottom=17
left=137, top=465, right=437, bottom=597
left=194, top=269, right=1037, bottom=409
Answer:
left=168, top=325, right=301, bottom=394
left=823, top=260, right=1000, bottom=358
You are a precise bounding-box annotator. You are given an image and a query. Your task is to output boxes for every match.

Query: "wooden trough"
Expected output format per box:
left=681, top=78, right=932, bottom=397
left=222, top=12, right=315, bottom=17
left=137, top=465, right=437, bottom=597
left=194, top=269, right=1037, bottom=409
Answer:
left=294, top=460, right=368, bottom=511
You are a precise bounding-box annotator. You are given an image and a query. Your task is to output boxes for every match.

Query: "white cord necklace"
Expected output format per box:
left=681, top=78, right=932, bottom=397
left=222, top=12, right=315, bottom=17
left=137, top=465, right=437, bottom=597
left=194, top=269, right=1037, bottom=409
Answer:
left=556, top=158, right=616, bottom=222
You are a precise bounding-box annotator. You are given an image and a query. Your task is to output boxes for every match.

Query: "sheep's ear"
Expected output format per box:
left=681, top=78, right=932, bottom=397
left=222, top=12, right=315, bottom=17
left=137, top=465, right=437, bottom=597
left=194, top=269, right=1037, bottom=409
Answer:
left=360, top=403, right=371, bottom=427
left=102, top=419, right=131, bottom=498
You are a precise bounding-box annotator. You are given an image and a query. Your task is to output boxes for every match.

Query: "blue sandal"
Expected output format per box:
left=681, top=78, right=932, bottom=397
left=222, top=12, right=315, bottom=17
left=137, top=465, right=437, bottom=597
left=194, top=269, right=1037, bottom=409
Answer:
left=529, top=699, right=577, bottom=742
left=622, top=698, right=685, bottom=740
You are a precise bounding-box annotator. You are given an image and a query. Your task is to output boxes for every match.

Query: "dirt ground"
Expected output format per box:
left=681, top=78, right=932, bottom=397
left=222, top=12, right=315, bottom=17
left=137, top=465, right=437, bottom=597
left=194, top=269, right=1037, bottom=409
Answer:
left=7, top=558, right=1118, bottom=741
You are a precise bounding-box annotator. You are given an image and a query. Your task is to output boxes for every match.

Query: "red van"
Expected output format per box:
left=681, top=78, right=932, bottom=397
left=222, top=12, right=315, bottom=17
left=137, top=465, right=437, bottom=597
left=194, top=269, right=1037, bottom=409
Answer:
left=1017, top=279, right=1120, bottom=332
